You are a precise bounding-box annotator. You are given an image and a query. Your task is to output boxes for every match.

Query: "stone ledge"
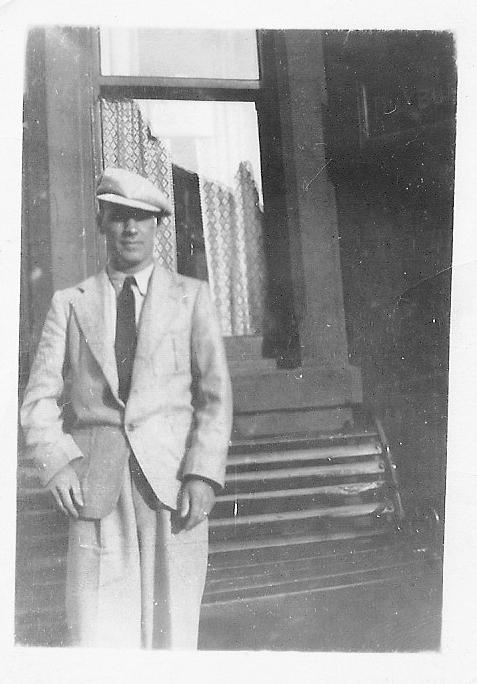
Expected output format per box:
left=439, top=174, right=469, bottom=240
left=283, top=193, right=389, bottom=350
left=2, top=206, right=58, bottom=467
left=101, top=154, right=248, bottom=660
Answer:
left=231, top=364, right=362, bottom=413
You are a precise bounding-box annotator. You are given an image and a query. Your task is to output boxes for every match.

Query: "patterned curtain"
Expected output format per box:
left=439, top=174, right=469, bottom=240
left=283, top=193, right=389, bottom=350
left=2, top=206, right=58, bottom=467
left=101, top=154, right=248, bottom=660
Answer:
left=200, top=161, right=267, bottom=336
left=100, top=99, right=177, bottom=271
left=235, top=161, right=267, bottom=335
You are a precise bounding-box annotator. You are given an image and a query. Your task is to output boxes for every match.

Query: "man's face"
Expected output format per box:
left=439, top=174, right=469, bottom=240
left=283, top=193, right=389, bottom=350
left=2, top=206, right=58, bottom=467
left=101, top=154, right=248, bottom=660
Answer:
left=100, top=203, right=158, bottom=273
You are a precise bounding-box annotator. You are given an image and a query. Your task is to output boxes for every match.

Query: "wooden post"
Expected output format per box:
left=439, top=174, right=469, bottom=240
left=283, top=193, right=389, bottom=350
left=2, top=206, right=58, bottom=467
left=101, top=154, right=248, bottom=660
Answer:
left=43, top=26, right=100, bottom=291
left=276, top=30, right=351, bottom=369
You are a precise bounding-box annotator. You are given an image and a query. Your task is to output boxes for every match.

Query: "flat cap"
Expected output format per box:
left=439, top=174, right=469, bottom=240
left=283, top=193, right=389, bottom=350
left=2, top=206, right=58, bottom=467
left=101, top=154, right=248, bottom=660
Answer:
left=97, top=167, right=172, bottom=215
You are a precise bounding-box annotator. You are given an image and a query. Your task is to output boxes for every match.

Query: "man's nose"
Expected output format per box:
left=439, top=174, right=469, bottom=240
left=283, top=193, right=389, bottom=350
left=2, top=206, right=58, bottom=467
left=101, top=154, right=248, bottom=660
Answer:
left=123, top=218, right=138, bottom=233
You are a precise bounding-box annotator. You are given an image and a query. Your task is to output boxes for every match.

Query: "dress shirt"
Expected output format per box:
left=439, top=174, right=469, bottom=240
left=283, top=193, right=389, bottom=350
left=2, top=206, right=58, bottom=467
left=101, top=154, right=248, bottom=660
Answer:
left=107, top=262, right=155, bottom=330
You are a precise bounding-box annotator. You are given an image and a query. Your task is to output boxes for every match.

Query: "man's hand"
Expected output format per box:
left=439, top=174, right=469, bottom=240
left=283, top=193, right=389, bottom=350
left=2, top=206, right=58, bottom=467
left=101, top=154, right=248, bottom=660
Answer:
left=46, top=462, right=84, bottom=519
left=179, top=478, right=215, bottom=531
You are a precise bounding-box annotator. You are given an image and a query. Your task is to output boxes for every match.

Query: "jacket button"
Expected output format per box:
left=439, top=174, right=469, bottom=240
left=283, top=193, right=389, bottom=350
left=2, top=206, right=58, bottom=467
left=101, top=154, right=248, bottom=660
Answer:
left=127, top=423, right=137, bottom=431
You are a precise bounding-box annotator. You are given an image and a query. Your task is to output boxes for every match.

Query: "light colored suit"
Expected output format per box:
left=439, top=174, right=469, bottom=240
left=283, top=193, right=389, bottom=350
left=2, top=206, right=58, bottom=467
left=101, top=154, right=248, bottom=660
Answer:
left=21, top=262, right=233, bottom=518
left=20, top=262, right=233, bottom=647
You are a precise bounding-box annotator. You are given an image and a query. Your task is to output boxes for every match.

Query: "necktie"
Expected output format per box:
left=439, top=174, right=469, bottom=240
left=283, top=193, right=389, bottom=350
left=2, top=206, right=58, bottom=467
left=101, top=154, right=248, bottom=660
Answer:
left=115, top=276, right=137, bottom=403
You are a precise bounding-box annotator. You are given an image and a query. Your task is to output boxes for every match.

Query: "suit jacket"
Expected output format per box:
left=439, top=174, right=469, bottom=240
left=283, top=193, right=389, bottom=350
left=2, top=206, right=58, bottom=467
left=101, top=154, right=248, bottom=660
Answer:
left=20, top=263, right=233, bottom=518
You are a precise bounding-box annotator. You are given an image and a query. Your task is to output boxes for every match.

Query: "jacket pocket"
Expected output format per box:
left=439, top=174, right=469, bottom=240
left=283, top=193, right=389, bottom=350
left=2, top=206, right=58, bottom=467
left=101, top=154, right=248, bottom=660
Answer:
left=152, top=331, right=190, bottom=375
left=70, top=427, right=94, bottom=461
left=171, top=333, right=190, bottom=373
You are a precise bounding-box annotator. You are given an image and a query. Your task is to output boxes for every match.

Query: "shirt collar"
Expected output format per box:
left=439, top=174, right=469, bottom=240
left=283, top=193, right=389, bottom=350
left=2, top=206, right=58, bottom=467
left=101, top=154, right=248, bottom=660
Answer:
left=107, top=262, right=154, bottom=297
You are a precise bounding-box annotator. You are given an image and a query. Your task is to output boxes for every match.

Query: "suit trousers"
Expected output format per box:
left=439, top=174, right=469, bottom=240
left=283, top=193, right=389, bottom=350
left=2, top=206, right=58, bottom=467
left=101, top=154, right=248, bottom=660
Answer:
left=65, top=459, right=208, bottom=649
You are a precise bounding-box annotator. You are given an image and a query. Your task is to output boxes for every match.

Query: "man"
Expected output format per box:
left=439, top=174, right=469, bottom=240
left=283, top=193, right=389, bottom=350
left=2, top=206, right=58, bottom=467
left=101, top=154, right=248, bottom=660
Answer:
left=20, top=167, right=233, bottom=649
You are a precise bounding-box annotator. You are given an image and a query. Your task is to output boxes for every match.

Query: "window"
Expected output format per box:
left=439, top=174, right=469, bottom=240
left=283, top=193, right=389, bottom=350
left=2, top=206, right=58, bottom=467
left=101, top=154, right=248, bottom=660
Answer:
left=96, top=28, right=298, bottom=366
left=100, top=28, right=259, bottom=79
left=98, top=28, right=269, bottom=338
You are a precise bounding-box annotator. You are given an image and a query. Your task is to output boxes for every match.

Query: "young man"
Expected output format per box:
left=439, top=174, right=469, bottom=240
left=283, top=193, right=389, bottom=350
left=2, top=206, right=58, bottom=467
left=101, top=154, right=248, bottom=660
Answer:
left=21, top=167, right=233, bottom=649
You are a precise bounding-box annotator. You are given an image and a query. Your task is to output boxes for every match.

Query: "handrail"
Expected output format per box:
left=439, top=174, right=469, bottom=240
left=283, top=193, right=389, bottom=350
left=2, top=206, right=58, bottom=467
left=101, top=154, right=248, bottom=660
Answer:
left=373, top=415, right=405, bottom=522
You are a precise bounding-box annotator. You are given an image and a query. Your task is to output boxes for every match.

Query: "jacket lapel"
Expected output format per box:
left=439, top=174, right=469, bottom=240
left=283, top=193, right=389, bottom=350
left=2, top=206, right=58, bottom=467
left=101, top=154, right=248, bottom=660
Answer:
left=131, top=264, right=181, bottom=389
left=70, top=264, right=182, bottom=407
left=71, top=271, right=121, bottom=403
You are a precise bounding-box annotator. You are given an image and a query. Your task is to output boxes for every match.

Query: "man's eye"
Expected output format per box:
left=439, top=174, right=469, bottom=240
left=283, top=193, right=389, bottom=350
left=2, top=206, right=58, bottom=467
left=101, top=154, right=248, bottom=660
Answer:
left=109, top=208, right=151, bottom=222
left=132, top=211, right=151, bottom=221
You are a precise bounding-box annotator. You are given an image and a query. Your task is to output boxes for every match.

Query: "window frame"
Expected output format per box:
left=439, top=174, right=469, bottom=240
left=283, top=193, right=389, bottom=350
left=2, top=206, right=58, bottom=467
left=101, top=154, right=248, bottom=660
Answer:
left=92, top=28, right=298, bottom=363
left=95, top=28, right=263, bottom=95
